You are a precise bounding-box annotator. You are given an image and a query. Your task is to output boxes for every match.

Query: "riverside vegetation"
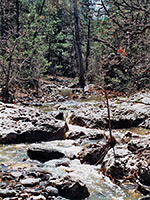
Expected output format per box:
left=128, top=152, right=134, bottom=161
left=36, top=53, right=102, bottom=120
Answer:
left=0, top=0, right=150, bottom=199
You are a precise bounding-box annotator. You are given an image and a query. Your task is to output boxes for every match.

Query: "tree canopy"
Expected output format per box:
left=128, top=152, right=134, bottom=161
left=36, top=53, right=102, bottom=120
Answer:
left=0, top=0, right=150, bottom=102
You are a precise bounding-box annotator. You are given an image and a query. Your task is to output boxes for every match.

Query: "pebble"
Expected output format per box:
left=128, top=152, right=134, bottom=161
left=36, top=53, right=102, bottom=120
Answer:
left=27, top=195, right=46, bottom=200
left=45, top=186, right=59, bottom=196
left=20, top=193, right=29, bottom=198
left=20, top=178, right=41, bottom=187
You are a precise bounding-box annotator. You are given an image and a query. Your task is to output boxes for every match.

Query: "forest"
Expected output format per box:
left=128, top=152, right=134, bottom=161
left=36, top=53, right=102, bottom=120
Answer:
left=0, top=0, right=150, bottom=102
left=0, top=1, right=150, bottom=200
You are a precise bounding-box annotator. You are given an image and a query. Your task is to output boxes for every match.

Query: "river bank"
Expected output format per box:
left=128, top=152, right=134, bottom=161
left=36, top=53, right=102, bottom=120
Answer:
left=0, top=76, right=150, bottom=200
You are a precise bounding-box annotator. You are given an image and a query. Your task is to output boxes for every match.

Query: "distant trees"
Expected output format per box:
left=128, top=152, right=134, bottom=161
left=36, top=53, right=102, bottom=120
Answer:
left=0, top=0, right=149, bottom=102
left=93, top=0, right=150, bottom=90
left=0, top=0, right=48, bottom=102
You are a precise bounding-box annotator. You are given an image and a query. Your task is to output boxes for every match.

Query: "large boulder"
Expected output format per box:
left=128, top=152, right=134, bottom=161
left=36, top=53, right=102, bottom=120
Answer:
left=66, top=129, right=104, bottom=141
left=27, top=147, right=65, bottom=162
left=78, top=142, right=110, bottom=165
left=0, top=103, right=68, bottom=144
left=27, top=140, right=82, bottom=162
left=101, top=138, right=150, bottom=188
left=69, top=98, right=150, bottom=129
left=50, top=175, right=90, bottom=200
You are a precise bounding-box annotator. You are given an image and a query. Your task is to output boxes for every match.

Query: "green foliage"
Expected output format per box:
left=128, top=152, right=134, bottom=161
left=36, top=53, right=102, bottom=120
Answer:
left=0, top=0, right=149, bottom=99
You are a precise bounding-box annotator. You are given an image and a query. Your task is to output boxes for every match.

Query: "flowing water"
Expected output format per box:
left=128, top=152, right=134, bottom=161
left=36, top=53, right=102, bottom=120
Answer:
left=0, top=99, right=148, bottom=200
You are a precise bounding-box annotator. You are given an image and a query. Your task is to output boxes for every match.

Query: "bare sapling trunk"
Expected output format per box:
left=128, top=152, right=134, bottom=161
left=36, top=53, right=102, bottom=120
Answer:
left=104, top=90, right=116, bottom=161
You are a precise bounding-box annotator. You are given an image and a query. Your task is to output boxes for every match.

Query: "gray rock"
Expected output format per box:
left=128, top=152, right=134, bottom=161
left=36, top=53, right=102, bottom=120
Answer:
left=26, top=195, right=46, bottom=200
left=138, top=167, right=150, bottom=186
left=68, top=97, right=150, bottom=129
left=127, top=139, right=150, bottom=153
left=54, top=197, right=70, bottom=200
left=50, top=175, right=90, bottom=200
left=102, top=138, right=150, bottom=184
left=20, top=178, right=41, bottom=187
left=0, top=104, right=68, bottom=144
left=78, top=142, right=110, bottom=165
left=52, top=111, right=64, bottom=120
left=121, top=131, right=140, bottom=144
left=0, top=189, right=16, bottom=198
left=24, top=188, right=41, bottom=196
left=45, top=186, right=59, bottom=196
left=66, top=129, right=104, bottom=141
left=55, top=158, right=70, bottom=167
left=10, top=171, right=23, bottom=178
left=27, top=147, right=65, bottom=162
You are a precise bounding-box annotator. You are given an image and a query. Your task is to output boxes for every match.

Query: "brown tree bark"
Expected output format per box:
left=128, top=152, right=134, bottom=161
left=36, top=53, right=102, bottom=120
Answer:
left=0, top=1, right=4, bottom=37
left=16, top=0, right=19, bottom=34
left=86, top=18, right=91, bottom=71
left=73, top=0, right=85, bottom=89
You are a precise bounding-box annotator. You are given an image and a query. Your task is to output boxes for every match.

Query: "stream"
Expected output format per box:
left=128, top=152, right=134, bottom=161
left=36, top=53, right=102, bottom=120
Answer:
left=0, top=99, right=148, bottom=200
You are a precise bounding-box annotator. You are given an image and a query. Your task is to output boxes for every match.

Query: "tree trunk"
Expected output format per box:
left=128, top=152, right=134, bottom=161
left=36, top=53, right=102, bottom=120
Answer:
left=0, top=1, right=4, bottom=37
left=2, top=57, right=11, bottom=103
left=39, top=0, right=46, bottom=16
left=73, top=0, right=85, bottom=89
left=16, top=0, right=19, bottom=34
left=86, top=18, right=91, bottom=71
left=47, top=41, right=51, bottom=62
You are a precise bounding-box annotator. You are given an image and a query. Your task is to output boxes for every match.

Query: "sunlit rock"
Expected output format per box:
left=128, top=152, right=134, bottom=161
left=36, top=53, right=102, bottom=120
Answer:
left=0, top=103, right=68, bottom=144
left=68, top=98, right=150, bottom=129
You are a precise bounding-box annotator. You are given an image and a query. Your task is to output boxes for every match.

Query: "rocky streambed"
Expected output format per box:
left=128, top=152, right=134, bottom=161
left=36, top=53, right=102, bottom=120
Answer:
left=0, top=89, right=150, bottom=200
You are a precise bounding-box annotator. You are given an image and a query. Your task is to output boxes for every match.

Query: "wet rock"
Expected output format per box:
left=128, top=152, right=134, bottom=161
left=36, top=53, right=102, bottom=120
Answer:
left=20, top=192, right=29, bottom=198
left=127, top=139, right=150, bottom=153
left=102, top=144, right=136, bottom=180
left=27, top=195, right=46, bottom=200
left=0, top=104, right=68, bottom=144
left=3, top=198, right=19, bottom=200
left=52, top=111, right=64, bottom=120
left=102, top=139, right=150, bottom=183
left=121, top=131, right=140, bottom=144
left=78, top=142, right=110, bottom=165
left=27, top=147, right=65, bottom=162
left=66, top=131, right=86, bottom=140
left=0, top=182, right=7, bottom=189
left=101, top=137, right=150, bottom=195
left=55, top=159, right=70, bottom=167
left=66, top=128, right=104, bottom=141
left=54, top=197, right=70, bottom=200
left=20, top=178, right=41, bottom=187
left=2, top=175, right=13, bottom=181
left=139, top=118, right=150, bottom=129
left=38, top=173, right=52, bottom=181
left=138, top=167, right=150, bottom=186
left=137, top=180, right=150, bottom=195
left=50, top=175, right=90, bottom=200
left=137, top=164, right=150, bottom=195
left=68, top=98, right=150, bottom=129
left=139, top=197, right=150, bottom=200
left=0, top=189, right=17, bottom=198
left=41, top=84, right=53, bottom=95
left=24, top=189, right=42, bottom=196
left=10, top=171, right=23, bottom=179
left=45, top=186, right=59, bottom=196
left=53, top=104, right=67, bottom=110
